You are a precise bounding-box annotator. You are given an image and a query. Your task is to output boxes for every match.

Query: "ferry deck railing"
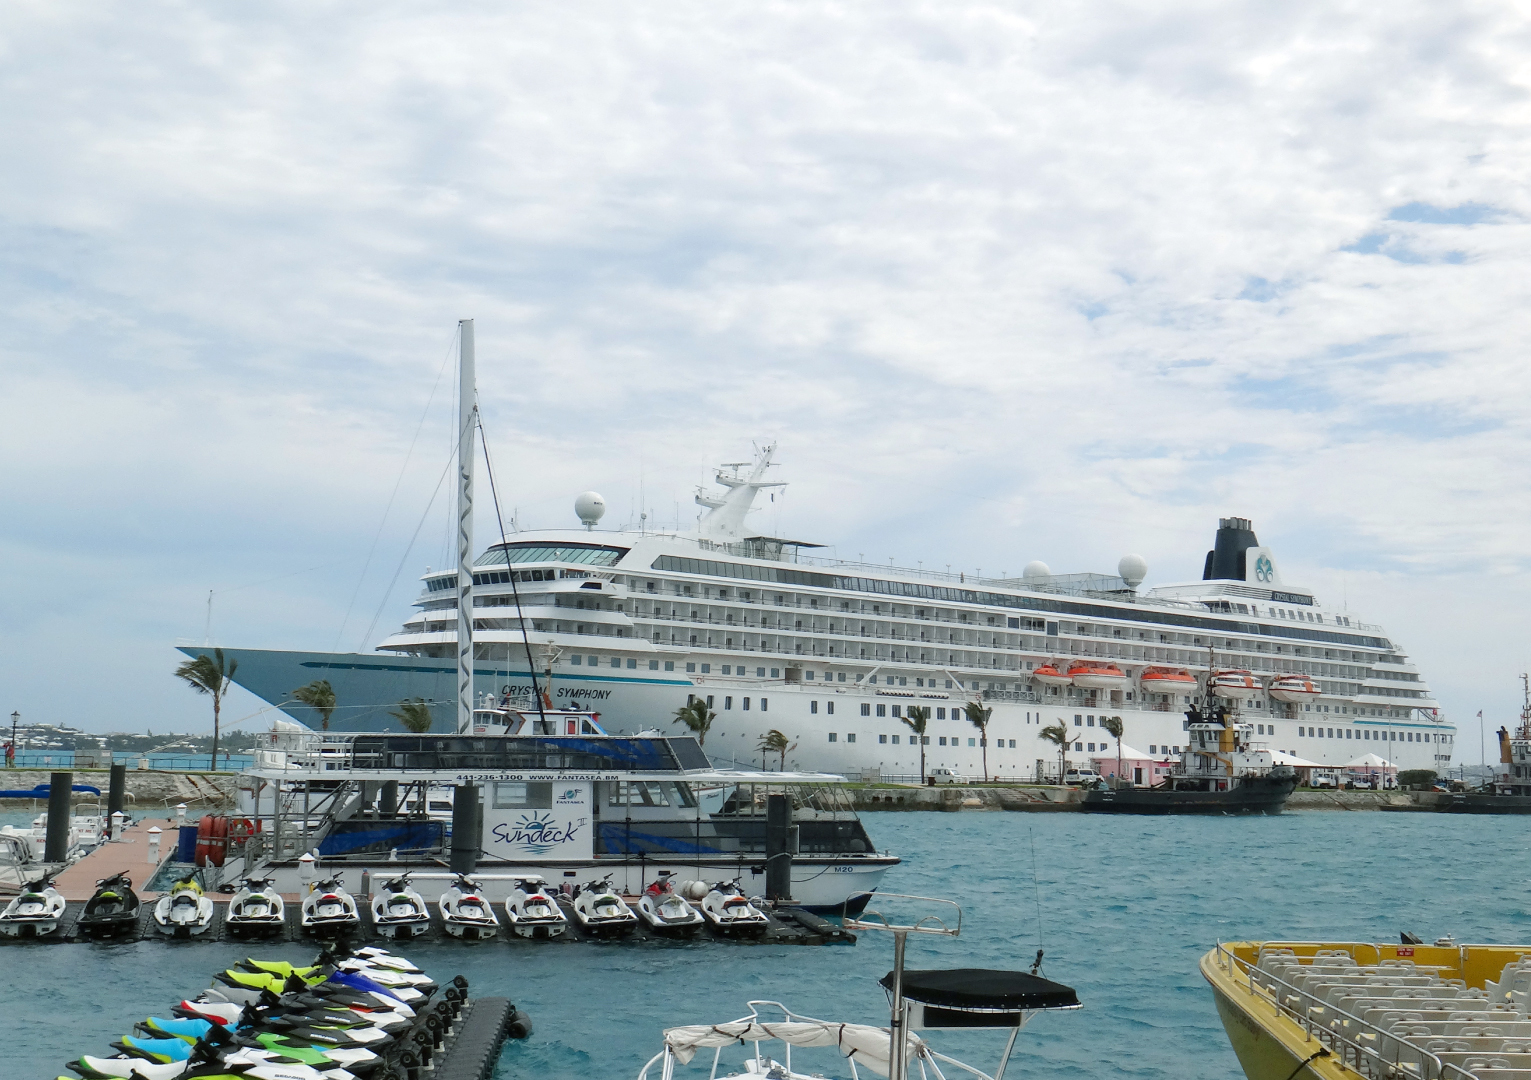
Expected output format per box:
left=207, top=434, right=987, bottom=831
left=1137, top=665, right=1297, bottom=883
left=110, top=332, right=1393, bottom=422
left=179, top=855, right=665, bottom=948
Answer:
left=1210, top=941, right=1483, bottom=1080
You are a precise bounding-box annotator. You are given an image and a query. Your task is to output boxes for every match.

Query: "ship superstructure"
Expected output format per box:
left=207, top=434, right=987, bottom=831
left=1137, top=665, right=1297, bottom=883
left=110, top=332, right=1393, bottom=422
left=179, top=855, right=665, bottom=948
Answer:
left=193, top=447, right=1454, bottom=779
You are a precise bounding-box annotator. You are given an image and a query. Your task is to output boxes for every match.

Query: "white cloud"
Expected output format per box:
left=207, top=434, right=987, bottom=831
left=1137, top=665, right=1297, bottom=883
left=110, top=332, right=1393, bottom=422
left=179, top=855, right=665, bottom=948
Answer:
left=2, top=0, right=1530, bottom=735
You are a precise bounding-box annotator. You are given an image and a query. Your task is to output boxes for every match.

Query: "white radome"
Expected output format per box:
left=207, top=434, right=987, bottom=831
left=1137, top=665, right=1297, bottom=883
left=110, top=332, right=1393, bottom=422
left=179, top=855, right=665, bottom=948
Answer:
left=575, top=491, right=607, bottom=527
left=1022, top=561, right=1051, bottom=580
left=1118, top=554, right=1148, bottom=588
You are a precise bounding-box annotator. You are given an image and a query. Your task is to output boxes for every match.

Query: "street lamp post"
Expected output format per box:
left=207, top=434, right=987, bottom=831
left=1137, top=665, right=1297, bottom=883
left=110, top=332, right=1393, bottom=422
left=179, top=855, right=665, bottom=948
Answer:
left=9, top=711, right=17, bottom=769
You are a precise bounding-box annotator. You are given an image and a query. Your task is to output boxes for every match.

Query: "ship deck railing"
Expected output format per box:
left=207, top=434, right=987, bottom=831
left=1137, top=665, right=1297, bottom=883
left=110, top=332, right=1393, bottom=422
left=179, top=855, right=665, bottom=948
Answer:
left=1211, top=941, right=1500, bottom=1079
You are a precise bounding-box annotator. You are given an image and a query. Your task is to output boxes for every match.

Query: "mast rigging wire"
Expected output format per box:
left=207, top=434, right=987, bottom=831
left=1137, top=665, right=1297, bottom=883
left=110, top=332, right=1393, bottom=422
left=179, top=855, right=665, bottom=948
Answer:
left=358, top=450, right=455, bottom=649
left=478, top=417, right=547, bottom=724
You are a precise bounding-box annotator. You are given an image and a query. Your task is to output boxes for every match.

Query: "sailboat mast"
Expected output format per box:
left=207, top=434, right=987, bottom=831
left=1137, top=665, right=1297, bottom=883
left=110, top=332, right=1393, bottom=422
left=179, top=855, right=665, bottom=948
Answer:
left=456, top=319, right=476, bottom=735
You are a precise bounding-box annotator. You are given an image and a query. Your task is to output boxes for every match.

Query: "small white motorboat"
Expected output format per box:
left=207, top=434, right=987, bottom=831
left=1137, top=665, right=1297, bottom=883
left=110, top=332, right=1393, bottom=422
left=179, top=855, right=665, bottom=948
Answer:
left=636, top=877, right=704, bottom=935
left=505, top=875, right=568, bottom=939
left=153, top=872, right=215, bottom=938
left=300, top=874, right=361, bottom=937
left=440, top=873, right=500, bottom=940
left=224, top=876, right=286, bottom=938
left=0, top=873, right=65, bottom=938
left=370, top=872, right=431, bottom=939
left=700, top=881, right=769, bottom=935
left=570, top=877, right=638, bottom=937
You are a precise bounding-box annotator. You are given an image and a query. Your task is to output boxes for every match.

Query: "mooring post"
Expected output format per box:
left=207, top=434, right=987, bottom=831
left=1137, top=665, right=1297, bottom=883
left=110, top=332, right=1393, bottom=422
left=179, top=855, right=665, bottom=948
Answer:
left=450, top=782, right=480, bottom=874
left=765, top=792, right=794, bottom=902
left=43, top=771, right=72, bottom=863
left=107, top=763, right=127, bottom=838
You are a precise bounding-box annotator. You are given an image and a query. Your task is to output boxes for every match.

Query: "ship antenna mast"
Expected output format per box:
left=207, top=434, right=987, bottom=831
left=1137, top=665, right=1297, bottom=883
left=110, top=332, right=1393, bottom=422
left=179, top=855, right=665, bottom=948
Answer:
left=455, top=319, right=476, bottom=735
left=1520, top=673, right=1531, bottom=742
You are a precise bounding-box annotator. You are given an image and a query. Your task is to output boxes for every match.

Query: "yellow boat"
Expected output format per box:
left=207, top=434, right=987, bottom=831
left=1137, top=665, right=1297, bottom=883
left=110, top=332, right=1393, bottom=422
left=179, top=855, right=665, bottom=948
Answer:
left=1201, top=939, right=1531, bottom=1079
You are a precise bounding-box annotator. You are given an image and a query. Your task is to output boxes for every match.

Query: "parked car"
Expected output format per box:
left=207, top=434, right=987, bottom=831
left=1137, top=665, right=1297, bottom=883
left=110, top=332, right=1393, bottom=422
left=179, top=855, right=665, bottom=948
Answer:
left=928, top=768, right=961, bottom=785
left=1063, top=768, right=1102, bottom=787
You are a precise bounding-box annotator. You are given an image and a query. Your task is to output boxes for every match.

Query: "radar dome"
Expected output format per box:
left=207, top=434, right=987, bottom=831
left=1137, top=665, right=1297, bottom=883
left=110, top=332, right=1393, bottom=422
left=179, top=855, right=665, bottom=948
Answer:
left=1118, top=553, right=1148, bottom=589
left=575, top=491, right=607, bottom=529
left=1022, top=561, right=1051, bottom=581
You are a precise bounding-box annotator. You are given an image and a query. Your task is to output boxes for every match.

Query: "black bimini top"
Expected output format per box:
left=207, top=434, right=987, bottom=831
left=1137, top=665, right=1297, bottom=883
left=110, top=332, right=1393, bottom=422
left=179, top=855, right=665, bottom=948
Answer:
left=881, top=969, right=1081, bottom=1012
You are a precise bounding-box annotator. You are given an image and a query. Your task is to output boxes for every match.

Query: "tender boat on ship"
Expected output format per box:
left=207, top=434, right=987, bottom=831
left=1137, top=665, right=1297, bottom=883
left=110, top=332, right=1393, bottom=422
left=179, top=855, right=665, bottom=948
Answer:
left=1203, top=938, right=1531, bottom=1080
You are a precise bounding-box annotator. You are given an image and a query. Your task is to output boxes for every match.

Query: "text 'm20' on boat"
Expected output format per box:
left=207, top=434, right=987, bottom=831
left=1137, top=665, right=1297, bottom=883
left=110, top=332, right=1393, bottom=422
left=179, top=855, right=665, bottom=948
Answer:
left=1202, top=938, right=1531, bottom=1079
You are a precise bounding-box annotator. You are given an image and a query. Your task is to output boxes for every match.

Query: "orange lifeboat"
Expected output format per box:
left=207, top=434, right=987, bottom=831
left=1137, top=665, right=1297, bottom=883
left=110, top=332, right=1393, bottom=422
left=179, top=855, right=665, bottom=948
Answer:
left=1139, top=667, right=1197, bottom=695
left=1208, top=669, right=1261, bottom=701
left=1269, top=674, right=1321, bottom=702
left=1032, top=663, right=1073, bottom=687
left=1066, top=662, right=1130, bottom=690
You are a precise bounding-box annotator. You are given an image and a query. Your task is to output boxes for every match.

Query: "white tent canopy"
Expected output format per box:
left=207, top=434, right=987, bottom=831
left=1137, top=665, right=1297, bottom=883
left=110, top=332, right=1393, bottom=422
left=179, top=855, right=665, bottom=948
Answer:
left=1270, top=750, right=1325, bottom=768
left=1343, top=753, right=1397, bottom=770
left=663, top=1021, right=924, bottom=1078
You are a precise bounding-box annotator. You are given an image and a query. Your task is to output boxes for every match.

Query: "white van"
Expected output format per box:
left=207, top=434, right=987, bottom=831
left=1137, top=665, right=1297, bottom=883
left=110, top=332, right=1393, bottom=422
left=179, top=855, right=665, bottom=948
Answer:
left=928, top=768, right=961, bottom=785
left=1063, top=768, right=1102, bottom=787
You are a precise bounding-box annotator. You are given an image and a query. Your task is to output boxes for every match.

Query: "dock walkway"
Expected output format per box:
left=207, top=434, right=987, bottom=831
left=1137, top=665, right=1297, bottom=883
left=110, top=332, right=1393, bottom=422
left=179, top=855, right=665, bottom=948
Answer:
left=52, top=818, right=174, bottom=901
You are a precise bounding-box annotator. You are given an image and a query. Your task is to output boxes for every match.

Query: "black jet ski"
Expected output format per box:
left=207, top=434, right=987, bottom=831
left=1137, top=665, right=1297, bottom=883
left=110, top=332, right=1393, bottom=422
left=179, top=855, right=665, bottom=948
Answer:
left=77, top=872, right=141, bottom=939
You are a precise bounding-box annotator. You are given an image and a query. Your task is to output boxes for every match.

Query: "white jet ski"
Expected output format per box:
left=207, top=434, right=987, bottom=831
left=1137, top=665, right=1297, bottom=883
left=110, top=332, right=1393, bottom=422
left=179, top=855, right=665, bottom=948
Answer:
left=636, top=876, right=704, bottom=935
left=0, top=872, right=65, bottom=938
left=153, top=872, right=215, bottom=938
left=370, top=872, right=431, bottom=939
left=570, top=876, right=638, bottom=937
left=225, top=875, right=286, bottom=937
left=504, top=875, right=568, bottom=939
left=300, top=874, right=361, bottom=938
left=700, top=881, right=770, bottom=935
left=440, top=874, right=500, bottom=940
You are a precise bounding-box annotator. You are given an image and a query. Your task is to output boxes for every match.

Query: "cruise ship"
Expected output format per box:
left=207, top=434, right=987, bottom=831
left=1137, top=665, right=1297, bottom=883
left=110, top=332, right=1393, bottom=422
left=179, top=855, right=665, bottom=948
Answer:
left=191, top=446, right=1454, bottom=779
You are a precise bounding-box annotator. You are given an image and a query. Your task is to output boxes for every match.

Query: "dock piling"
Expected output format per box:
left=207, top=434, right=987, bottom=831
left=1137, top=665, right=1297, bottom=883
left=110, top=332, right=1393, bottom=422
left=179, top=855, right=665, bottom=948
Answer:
left=450, top=783, right=480, bottom=875
left=107, top=763, right=126, bottom=837
left=44, top=771, right=72, bottom=863
left=766, top=793, right=794, bottom=902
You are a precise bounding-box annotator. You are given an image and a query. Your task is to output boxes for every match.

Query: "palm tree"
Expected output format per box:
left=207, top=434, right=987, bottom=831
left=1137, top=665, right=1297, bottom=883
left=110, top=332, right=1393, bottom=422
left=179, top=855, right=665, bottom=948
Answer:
left=673, top=697, right=716, bottom=746
left=291, top=679, right=338, bottom=731
left=1039, top=721, right=1072, bottom=785
left=174, top=649, right=238, bottom=769
left=757, top=729, right=795, bottom=770
left=963, top=700, right=994, bottom=782
left=389, top=698, right=434, bottom=734
left=902, top=705, right=930, bottom=784
left=1100, top=715, right=1125, bottom=785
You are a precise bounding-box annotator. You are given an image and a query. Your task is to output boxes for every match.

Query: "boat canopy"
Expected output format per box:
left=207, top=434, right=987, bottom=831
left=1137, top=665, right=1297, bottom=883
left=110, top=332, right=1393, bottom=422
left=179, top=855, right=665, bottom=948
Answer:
left=662, top=1020, right=921, bottom=1078
left=880, top=968, right=1081, bottom=1013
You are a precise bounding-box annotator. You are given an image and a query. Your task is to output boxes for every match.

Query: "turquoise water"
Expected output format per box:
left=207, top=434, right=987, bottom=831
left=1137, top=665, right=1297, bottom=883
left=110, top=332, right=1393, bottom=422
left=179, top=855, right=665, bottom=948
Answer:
left=2, top=810, right=1527, bottom=1079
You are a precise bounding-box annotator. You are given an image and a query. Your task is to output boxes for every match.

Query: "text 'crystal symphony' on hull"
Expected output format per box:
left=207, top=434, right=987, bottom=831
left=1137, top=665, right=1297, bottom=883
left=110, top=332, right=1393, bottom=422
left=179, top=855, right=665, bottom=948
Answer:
left=194, top=446, right=1454, bottom=779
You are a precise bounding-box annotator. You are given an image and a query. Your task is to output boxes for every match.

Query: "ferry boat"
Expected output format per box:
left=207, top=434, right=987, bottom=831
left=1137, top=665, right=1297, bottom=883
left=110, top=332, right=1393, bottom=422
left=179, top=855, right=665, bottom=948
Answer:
left=183, top=323, right=1454, bottom=782
left=225, top=705, right=897, bottom=912
left=1202, top=938, right=1531, bottom=1080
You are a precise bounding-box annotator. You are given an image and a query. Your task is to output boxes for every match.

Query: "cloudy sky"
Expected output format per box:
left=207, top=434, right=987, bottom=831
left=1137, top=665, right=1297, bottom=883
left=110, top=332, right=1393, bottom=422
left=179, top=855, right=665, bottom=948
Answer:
left=3, top=2, right=1528, bottom=754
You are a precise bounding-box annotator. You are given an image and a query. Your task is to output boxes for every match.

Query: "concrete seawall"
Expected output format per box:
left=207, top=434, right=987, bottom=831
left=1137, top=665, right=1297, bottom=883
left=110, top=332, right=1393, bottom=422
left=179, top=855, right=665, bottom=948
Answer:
left=850, top=784, right=1442, bottom=812
left=0, top=769, right=237, bottom=809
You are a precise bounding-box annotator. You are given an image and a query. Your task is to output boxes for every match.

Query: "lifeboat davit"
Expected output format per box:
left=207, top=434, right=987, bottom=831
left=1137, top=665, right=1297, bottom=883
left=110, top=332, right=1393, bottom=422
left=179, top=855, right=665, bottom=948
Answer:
left=1032, top=664, right=1073, bottom=687
left=1067, top=662, right=1130, bottom=690
left=1208, top=669, right=1261, bottom=701
left=1139, top=667, right=1197, bottom=695
left=1269, top=674, right=1321, bottom=702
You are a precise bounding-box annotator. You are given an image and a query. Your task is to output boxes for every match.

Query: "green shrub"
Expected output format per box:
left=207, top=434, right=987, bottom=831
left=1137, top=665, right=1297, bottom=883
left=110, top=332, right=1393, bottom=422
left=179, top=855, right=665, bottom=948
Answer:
left=1398, top=769, right=1437, bottom=791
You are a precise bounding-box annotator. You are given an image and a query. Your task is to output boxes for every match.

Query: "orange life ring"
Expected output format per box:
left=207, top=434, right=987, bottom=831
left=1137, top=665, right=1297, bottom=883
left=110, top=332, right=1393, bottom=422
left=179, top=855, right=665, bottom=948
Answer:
left=207, top=815, right=229, bottom=867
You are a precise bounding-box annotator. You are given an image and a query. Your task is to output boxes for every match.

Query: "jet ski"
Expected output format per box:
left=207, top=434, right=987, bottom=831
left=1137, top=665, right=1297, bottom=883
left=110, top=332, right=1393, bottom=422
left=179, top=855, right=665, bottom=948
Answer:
left=439, top=874, right=499, bottom=940
left=77, top=872, right=141, bottom=939
left=503, top=875, right=568, bottom=939
left=66, top=1033, right=354, bottom=1080
left=0, top=872, right=66, bottom=937
left=699, top=881, right=769, bottom=935
left=154, top=872, right=216, bottom=938
left=300, top=876, right=360, bottom=938
left=368, top=874, right=430, bottom=940
left=568, top=877, right=637, bottom=937
left=337, top=945, right=424, bottom=973
left=226, top=877, right=286, bottom=938
left=635, top=877, right=704, bottom=936
left=114, top=1029, right=381, bottom=1076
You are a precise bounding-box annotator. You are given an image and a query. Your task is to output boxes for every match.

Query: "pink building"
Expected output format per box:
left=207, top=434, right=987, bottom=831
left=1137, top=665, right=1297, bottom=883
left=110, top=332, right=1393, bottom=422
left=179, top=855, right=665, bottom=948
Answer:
left=1092, top=743, right=1175, bottom=787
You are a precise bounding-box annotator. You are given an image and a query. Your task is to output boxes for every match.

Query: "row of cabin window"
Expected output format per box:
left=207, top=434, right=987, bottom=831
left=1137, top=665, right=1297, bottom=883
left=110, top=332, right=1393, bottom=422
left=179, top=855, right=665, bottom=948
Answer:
left=830, top=734, right=1024, bottom=747
left=855, top=703, right=971, bottom=719
left=689, top=694, right=770, bottom=712
left=569, top=655, right=676, bottom=670
left=1298, top=726, right=1444, bottom=743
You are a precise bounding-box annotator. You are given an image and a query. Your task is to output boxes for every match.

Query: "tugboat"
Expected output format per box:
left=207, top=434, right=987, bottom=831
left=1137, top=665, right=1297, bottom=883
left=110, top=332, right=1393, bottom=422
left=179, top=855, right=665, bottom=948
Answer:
left=1432, top=673, right=1531, bottom=814
left=1081, top=700, right=1297, bottom=814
